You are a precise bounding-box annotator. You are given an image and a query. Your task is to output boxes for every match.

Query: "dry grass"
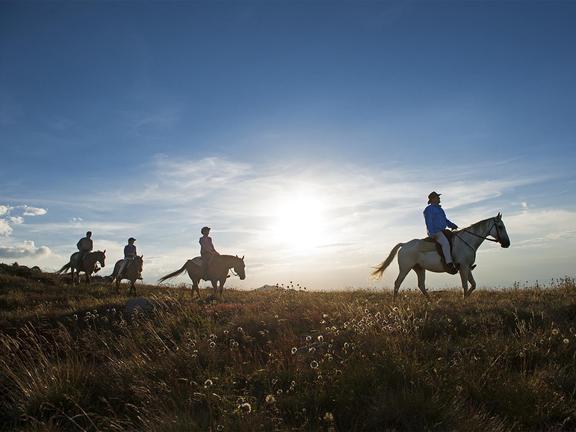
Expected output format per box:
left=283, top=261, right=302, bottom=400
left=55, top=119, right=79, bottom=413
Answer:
left=1, top=263, right=575, bottom=431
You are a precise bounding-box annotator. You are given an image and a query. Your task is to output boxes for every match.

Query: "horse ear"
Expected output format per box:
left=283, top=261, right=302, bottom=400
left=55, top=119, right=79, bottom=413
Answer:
left=103, top=249, right=106, bottom=254
left=497, top=212, right=502, bottom=219
left=242, top=255, right=244, bottom=261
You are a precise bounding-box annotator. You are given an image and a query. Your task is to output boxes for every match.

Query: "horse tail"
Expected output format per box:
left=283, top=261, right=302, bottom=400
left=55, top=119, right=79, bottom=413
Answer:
left=372, top=243, right=404, bottom=279
left=55, top=263, right=71, bottom=274
left=158, top=261, right=189, bottom=283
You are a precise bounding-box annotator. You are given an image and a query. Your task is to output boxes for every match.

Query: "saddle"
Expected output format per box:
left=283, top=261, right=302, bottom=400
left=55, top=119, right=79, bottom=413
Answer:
left=423, top=230, right=459, bottom=274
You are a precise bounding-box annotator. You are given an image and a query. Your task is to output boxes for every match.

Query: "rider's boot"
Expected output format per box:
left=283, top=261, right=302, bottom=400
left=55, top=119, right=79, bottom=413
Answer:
left=446, top=263, right=459, bottom=274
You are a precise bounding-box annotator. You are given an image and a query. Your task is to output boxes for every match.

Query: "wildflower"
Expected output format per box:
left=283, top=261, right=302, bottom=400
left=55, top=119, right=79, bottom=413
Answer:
left=317, top=335, right=324, bottom=342
left=322, top=313, right=329, bottom=319
left=343, top=342, right=349, bottom=350
left=310, top=360, right=319, bottom=369
left=266, top=394, right=276, bottom=404
left=563, top=338, right=570, bottom=344
left=306, top=335, right=312, bottom=342
left=216, top=425, right=224, bottom=431
left=237, top=402, right=252, bottom=414
left=276, top=389, right=283, bottom=395
left=323, top=412, right=335, bottom=422
left=73, top=314, right=78, bottom=320
left=309, top=347, right=316, bottom=353
left=237, top=327, right=244, bottom=333
left=209, top=341, right=216, bottom=348
left=519, top=351, right=525, bottom=358
left=291, top=347, right=298, bottom=355
left=204, top=379, right=213, bottom=387
left=552, top=329, right=560, bottom=336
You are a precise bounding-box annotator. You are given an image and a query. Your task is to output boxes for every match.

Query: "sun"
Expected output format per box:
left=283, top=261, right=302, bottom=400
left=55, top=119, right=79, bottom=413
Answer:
left=269, top=191, right=328, bottom=253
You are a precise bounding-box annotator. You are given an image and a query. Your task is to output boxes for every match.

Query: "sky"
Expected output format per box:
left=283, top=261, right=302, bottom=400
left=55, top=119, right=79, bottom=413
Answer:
left=1, top=0, right=575, bottom=291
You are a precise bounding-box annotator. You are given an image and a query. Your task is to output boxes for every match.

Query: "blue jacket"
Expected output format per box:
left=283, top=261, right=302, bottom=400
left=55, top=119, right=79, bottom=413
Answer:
left=424, top=204, right=457, bottom=235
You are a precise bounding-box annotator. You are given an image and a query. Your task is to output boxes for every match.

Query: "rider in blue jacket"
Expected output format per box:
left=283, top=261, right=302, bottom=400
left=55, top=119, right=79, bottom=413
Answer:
left=424, top=191, right=458, bottom=272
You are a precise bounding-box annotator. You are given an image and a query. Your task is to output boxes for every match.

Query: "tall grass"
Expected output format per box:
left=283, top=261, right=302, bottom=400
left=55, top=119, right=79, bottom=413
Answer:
left=1, top=267, right=575, bottom=431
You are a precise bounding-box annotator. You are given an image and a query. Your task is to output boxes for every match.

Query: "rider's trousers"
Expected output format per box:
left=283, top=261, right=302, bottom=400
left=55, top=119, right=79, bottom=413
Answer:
left=431, top=232, right=452, bottom=264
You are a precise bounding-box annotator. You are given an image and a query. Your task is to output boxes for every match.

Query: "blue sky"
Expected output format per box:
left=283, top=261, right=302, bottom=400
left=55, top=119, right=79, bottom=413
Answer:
left=1, top=1, right=575, bottom=290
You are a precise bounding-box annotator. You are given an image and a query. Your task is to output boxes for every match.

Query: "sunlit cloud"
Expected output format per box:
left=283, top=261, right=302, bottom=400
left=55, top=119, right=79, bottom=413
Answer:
left=21, top=206, right=48, bottom=216
left=0, top=240, right=52, bottom=258
left=2, top=156, right=573, bottom=289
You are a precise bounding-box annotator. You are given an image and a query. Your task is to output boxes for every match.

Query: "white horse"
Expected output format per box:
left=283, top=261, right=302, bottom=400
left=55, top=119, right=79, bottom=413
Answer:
left=372, top=213, right=510, bottom=298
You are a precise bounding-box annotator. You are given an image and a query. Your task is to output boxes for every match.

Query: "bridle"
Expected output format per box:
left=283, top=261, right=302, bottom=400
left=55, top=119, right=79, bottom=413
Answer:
left=455, top=218, right=502, bottom=251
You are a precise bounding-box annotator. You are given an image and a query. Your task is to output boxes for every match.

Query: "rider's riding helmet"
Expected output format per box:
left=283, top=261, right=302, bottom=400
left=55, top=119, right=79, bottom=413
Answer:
left=128, top=237, right=136, bottom=243
left=201, top=226, right=211, bottom=235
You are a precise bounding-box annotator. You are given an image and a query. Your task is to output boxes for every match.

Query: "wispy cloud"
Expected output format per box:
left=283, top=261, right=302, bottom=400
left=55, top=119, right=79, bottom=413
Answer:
left=2, top=156, right=573, bottom=289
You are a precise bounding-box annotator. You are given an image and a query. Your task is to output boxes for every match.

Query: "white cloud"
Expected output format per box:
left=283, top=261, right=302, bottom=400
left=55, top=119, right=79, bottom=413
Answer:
left=5, top=157, right=573, bottom=289
left=0, top=205, right=10, bottom=216
left=0, top=240, right=51, bottom=258
left=0, top=220, right=13, bottom=236
left=21, top=206, right=47, bottom=216
left=10, top=216, right=24, bottom=224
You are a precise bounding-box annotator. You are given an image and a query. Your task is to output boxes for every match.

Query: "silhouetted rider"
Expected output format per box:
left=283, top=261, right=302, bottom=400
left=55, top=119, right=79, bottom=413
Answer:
left=424, top=192, right=458, bottom=273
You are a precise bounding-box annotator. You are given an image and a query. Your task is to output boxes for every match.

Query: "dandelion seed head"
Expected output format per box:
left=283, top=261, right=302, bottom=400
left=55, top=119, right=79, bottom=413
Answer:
left=310, top=360, right=319, bottom=369
left=306, top=335, right=312, bottom=342
left=209, top=341, right=216, bottom=348
left=237, top=402, right=252, bottom=414
left=291, top=347, right=298, bottom=355
left=563, top=338, right=570, bottom=344
left=323, top=412, right=335, bottom=422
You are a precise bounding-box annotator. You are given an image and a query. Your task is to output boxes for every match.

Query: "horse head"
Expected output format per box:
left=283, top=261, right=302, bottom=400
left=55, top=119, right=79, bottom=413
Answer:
left=493, top=213, right=510, bottom=248
left=234, top=255, right=246, bottom=280
left=134, top=255, right=144, bottom=273
left=97, top=250, right=106, bottom=267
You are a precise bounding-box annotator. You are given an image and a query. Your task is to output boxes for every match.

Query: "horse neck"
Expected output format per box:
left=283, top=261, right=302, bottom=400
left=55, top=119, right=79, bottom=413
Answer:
left=461, top=218, right=493, bottom=249
left=217, top=255, right=238, bottom=268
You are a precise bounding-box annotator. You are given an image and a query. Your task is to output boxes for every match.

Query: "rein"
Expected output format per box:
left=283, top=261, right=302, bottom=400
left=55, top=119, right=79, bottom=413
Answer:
left=455, top=220, right=500, bottom=252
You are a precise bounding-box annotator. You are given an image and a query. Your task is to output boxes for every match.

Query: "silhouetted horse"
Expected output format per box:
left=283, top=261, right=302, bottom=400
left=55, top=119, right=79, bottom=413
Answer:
left=110, top=255, right=144, bottom=295
left=158, top=255, right=245, bottom=298
left=56, top=250, right=106, bottom=286
left=373, top=214, right=510, bottom=298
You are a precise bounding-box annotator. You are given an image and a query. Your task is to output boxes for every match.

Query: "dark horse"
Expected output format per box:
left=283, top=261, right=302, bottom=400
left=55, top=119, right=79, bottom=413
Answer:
left=110, top=255, right=144, bottom=295
left=158, top=255, right=245, bottom=298
left=56, top=250, right=106, bottom=285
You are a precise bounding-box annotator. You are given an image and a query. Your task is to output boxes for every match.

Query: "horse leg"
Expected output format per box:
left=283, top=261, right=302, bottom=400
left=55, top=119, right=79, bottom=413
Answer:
left=211, top=280, right=218, bottom=298
left=459, top=266, right=470, bottom=298
left=467, top=270, right=477, bottom=296
left=393, top=263, right=412, bottom=300
left=413, top=265, right=430, bottom=299
left=219, top=279, right=225, bottom=298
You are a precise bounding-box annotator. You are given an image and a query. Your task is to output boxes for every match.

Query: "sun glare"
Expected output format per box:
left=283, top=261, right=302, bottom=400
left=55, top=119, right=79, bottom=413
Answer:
left=270, top=191, right=328, bottom=253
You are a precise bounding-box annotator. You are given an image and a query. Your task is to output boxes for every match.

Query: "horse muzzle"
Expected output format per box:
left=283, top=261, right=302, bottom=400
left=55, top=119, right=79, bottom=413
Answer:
left=501, top=241, right=510, bottom=248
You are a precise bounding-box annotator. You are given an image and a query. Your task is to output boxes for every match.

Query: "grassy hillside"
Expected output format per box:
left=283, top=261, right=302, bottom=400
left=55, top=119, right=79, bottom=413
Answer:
left=1, top=263, right=575, bottom=431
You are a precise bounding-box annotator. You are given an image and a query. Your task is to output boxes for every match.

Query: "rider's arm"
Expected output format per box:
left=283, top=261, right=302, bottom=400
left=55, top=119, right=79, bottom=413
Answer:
left=446, top=219, right=458, bottom=229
